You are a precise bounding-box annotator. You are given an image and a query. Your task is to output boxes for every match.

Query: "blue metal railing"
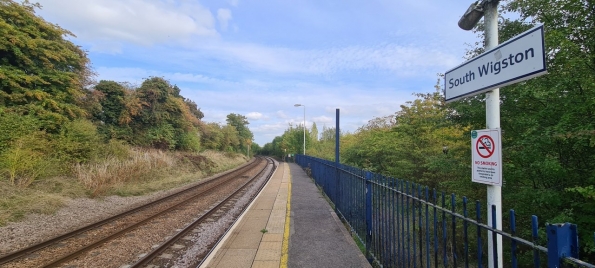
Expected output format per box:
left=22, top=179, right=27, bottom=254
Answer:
left=296, top=155, right=595, bottom=268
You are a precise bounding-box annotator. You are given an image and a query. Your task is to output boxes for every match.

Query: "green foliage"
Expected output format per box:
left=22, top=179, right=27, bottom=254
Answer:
left=0, top=0, right=92, bottom=132
left=177, top=131, right=201, bottom=152
left=94, top=80, right=128, bottom=126
left=93, top=77, right=204, bottom=151
left=184, top=98, right=204, bottom=120
left=260, top=136, right=286, bottom=158
left=339, top=87, right=472, bottom=192
left=0, top=132, right=56, bottom=187
left=144, top=123, right=176, bottom=150
left=55, top=119, right=102, bottom=164
left=0, top=108, right=40, bottom=153
left=308, top=125, right=338, bottom=160
left=448, top=0, right=595, bottom=260
left=200, top=122, right=224, bottom=150
left=96, top=139, right=131, bottom=160
left=0, top=0, right=254, bottom=199
left=226, top=113, right=254, bottom=154
left=221, top=124, right=241, bottom=152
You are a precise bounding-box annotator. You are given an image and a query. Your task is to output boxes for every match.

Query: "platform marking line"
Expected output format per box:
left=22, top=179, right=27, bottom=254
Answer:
left=280, top=163, right=291, bottom=268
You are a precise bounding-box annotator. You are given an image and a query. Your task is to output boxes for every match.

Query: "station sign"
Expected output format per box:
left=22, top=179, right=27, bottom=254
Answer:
left=471, top=129, right=502, bottom=186
left=445, top=25, right=547, bottom=103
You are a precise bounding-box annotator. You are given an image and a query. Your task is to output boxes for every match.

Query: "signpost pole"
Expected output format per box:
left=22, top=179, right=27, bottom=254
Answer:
left=484, top=1, right=503, bottom=267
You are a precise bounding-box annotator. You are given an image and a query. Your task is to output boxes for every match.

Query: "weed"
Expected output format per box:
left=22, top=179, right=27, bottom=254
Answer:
left=0, top=149, right=248, bottom=226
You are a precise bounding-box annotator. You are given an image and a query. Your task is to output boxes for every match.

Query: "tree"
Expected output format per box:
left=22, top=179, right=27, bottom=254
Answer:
left=200, top=122, right=224, bottom=150
left=448, top=0, right=595, bottom=259
left=310, top=122, right=319, bottom=142
left=94, top=80, right=127, bottom=126
left=226, top=113, right=253, bottom=153
left=0, top=0, right=93, bottom=132
left=131, top=77, right=201, bottom=151
left=184, top=98, right=204, bottom=120
left=261, top=136, right=286, bottom=159
left=502, top=0, right=595, bottom=258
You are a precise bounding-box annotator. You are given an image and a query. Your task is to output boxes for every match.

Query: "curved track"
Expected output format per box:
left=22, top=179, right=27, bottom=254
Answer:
left=0, top=156, right=277, bottom=268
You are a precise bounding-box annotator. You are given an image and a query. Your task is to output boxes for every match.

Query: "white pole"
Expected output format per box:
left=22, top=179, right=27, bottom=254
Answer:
left=484, top=1, right=502, bottom=267
left=303, top=105, right=306, bottom=155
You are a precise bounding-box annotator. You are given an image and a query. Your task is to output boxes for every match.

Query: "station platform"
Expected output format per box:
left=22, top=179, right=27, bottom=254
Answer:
left=201, top=162, right=370, bottom=268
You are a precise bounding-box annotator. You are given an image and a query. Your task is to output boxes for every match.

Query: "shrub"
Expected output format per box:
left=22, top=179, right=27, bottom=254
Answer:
left=96, top=139, right=131, bottom=160
left=177, top=131, right=201, bottom=152
left=0, top=109, right=41, bottom=154
left=55, top=119, right=102, bottom=164
left=0, top=133, right=56, bottom=187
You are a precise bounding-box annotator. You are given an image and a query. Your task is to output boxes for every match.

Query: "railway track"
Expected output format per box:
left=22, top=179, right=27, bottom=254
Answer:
left=0, top=156, right=277, bottom=268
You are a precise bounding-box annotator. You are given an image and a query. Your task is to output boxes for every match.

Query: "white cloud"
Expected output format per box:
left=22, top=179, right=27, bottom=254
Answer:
left=276, top=111, right=288, bottom=119
left=94, top=67, right=241, bottom=87
left=36, top=0, right=218, bottom=51
left=246, top=112, right=264, bottom=120
left=228, top=0, right=239, bottom=7
left=195, top=42, right=459, bottom=78
left=312, top=116, right=333, bottom=124
left=252, top=122, right=288, bottom=133
left=217, top=9, right=232, bottom=31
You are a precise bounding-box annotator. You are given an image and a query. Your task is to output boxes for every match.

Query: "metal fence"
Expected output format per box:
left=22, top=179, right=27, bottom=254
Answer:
left=296, top=155, right=595, bottom=268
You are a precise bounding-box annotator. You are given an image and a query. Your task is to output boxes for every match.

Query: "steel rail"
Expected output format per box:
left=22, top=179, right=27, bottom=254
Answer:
left=40, top=157, right=267, bottom=267
left=0, top=157, right=264, bottom=266
left=190, top=158, right=277, bottom=268
left=131, top=157, right=276, bottom=267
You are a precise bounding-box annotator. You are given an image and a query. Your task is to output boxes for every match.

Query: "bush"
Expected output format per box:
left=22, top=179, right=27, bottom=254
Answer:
left=55, top=119, right=102, bottom=164
left=96, top=139, right=131, bottom=160
left=177, top=131, right=201, bottom=152
left=0, top=133, right=56, bottom=187
left=144, top=123, right=176, bottom=150
left=0, top=109, right=41, bottom=154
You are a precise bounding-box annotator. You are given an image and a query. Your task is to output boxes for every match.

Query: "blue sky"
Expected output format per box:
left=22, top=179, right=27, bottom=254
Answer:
left=34, top=0, right=482, bottom=146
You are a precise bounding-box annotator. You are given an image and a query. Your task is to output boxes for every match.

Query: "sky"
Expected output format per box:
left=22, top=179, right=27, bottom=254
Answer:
left=32, top=0, right=483, bottom=146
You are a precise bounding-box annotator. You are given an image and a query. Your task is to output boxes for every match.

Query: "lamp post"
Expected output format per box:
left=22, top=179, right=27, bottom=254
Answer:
left=458, top=1, right=502, bottom=267
left=294, top=104, right=306, bottom=155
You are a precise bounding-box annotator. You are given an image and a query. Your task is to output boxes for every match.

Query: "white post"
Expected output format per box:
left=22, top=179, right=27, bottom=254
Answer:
left=484, top=1, right=503, bottom=267
left=303, top=105, right=306, bottom=155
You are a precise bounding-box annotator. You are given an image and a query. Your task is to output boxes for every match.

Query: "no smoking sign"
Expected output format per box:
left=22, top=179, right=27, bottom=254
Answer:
left=476, top=135, right=495, bottom=158
left=471, top=129, right=502, bottom=186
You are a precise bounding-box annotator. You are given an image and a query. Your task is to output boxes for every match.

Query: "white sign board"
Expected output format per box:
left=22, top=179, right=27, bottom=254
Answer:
left=471, top=129, right=502, bottom=186
left=445, top=25, right=547, bottom=103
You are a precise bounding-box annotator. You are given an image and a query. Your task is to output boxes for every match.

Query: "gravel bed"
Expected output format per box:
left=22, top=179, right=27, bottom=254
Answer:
left=174, top=162, right=275, bottom=267
left=62, top=169, right=256, bottom=268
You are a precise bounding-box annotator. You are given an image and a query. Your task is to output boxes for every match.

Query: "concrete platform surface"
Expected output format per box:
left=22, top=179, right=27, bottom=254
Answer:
left=202, top=161, right=370, bottom=268
left=287, top=162, right=370, bottom=268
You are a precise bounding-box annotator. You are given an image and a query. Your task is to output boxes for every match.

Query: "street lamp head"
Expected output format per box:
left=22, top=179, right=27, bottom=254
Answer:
left=294, top=104, right=303, bottom=107
left=458, top=1, right=485, bottom=30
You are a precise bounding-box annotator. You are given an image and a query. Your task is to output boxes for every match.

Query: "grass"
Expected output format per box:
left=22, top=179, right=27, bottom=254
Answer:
left=0, top=177, right=87, bottom=226
left=0, top=149, right=248, bottom=226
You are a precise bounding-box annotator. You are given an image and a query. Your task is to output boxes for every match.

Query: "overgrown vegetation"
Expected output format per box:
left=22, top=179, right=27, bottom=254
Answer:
left=262, top=0, right=595, bottom=261
left=0, top=0, right=256, bottom=226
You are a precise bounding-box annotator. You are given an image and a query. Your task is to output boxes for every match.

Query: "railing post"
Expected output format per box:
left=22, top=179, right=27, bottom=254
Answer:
left=365, top=171, right=373, bottom=262
left=335, top=161, right=340, bottom=213
left=335, top=108, right=340, bottom=209
left=547, top=223, right=579, bottom=268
